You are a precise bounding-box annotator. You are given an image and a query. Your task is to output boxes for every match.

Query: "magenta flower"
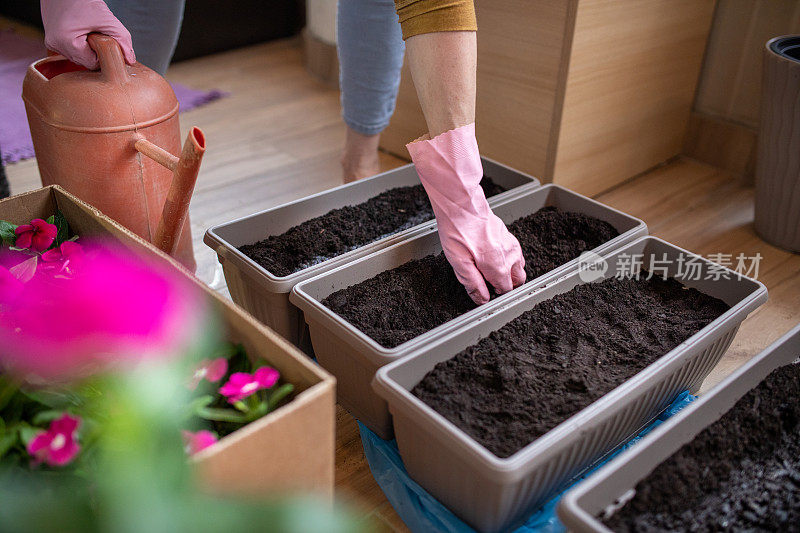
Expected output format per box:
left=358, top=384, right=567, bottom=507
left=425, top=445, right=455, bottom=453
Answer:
left=40, top=241, right=83, bottom=276
left=188, top=357, right=228, bottom=390
left=0, top=265, right=24, bottom=304
left=0, top=240, right=207, bottom=382
left=182, top=430, right=217, bottom=455
left=219, top=367, right=280, bottom=403
left=14, top=219, right=57, bottom=252
left=27, top=414, right=81, bottom=467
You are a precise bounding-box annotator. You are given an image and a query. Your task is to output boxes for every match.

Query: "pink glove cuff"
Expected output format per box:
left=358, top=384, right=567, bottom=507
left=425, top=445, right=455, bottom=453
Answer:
left=406, top=123, right=486, bottom=216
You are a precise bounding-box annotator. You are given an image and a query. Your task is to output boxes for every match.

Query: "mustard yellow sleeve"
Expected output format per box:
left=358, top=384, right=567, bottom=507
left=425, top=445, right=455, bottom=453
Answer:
left=394, top=0, right=477, bottom=40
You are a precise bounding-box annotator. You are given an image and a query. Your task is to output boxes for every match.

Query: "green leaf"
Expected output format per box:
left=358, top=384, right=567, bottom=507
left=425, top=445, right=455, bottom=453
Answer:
left=267, top=384, right=294, bottom=411
left=53, top=211, right=70, bottom=246
left=18, top=424, right=40, bottom=446
left=222, top=343, right=251, bottom=374
left=0, top=431, right=18, bottom=460
left=9, top=256, right=38, bottom=283
left=196, top=407, right=250, bottom=424
left=46, top=215, right=55, bottom=225
left=187, top=395, right=214, bottom=418
left=0, top=377, right=19, bottom=412
left=212, top=342, right=238, bottom=359
left=0, top=220, right=16, bottom=246
left=31, top=410, right=65, bottom=426
left=20, top=387, right=86, bottom=410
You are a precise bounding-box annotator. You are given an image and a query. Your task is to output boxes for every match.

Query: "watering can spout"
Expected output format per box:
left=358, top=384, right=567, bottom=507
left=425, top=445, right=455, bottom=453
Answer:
left=134, top=127, right=205, bottom=258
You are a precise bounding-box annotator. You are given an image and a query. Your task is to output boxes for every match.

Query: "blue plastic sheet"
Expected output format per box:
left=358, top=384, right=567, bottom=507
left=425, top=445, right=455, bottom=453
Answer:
left=359, top=391, right=695, bottom=533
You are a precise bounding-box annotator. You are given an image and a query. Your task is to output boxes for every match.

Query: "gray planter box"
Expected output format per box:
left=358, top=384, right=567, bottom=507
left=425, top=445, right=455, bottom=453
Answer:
left=557, top=322, right=800, bottom=533
left=372, top=236, right=768, bottom=532
left=291, top=184, right=648, bottom=437
left=204, top=157, right=539, bottom=349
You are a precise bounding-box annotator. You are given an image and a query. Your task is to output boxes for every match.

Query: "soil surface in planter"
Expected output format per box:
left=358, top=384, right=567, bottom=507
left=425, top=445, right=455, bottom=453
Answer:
left=604, top=362, right=800, bottom=532
left=239, top=178, right=507, bottom=277
left=412, top=276, right=729, bottom=458
left=322, top=206, right=619, bottom=348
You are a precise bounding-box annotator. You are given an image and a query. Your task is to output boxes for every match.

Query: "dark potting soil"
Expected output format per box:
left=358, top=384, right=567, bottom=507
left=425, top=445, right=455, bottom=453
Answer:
left=322, top=206, right=619, bottom=348
left=239, top=178, right=507, bottom=277
left=412, top=276, right=729, bottom=458
left=603, top=362, right=800, bottom=532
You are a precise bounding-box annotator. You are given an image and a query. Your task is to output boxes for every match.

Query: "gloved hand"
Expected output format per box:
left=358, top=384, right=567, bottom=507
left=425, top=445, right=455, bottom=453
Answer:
left=407, top=123, right=526, bottom=305
left=41, top=0, right=135, bottom=69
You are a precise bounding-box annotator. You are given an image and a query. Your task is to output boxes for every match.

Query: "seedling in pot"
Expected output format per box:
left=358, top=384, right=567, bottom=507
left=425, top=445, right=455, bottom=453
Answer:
left=185, top=342, right=295, bottom=448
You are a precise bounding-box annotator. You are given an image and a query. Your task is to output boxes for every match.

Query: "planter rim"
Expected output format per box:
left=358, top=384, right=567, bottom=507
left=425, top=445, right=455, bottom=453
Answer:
left=557, top=322, right=800, bottom=532
left=767, top=34, right=800, bottom=63
left=372, top=235, right=768, bottom=475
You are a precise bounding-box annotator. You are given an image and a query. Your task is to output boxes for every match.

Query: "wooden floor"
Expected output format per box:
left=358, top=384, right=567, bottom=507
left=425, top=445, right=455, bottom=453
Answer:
left=5, top=35, right=799, bottom=533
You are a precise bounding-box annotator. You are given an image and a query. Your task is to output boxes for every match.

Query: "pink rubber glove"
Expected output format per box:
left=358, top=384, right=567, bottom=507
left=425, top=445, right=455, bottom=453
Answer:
left=41, top=0, right=135, bottom=69
left=407, top=123, right=526, bottom=305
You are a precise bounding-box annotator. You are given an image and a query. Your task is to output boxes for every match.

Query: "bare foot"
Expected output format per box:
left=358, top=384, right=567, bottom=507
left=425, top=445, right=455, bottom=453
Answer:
left=341, top=126, right=381, bottom=183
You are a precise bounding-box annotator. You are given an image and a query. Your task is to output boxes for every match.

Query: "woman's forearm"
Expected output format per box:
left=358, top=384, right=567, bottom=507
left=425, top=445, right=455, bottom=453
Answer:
left=405, top=30, right=476, bottom=139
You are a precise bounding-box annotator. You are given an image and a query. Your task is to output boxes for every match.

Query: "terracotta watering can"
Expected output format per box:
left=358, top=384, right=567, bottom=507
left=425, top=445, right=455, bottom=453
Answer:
left=22, top=34, right=203, bottom=271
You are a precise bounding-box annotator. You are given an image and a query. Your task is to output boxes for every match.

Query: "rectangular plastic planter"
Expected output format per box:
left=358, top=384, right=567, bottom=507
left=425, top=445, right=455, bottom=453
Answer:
left=0, top=186, right=337, bottom=501
left=291, top=184, right=648, bottom=438
left=204, top=157, right=539, bottom=350
left=371, top=236, right=768, bottom=532
left=557, top=322, right=800, bottom=532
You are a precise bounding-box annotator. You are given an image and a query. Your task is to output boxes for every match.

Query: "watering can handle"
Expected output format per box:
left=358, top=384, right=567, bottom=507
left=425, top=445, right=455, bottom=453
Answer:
left=86, top=33, right=129, bottom=84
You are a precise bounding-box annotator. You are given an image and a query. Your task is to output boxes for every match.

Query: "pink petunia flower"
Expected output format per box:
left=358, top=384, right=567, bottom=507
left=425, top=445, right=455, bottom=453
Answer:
left=14, top=219, right=57, bottom=252
left=27, top=413, right=81, bottom=467
left=0, top=240, right=208, bottom=383
left=218, top=367, right=280, bottom=403
left=40, top=241, right=83, bottom=277
left=182, top=430, right=217, bottom=455
left=0, top=265, right=24, bottom=304
left=188, top=357, right=228, bottom=390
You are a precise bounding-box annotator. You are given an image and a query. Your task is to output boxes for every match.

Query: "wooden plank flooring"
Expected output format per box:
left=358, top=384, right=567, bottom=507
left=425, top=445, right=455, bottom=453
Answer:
left=4, top=35, right=798, bottom=533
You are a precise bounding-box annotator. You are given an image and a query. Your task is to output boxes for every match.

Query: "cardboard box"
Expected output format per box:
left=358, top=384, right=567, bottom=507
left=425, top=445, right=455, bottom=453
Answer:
left=0, top=186, right=336, bottom=501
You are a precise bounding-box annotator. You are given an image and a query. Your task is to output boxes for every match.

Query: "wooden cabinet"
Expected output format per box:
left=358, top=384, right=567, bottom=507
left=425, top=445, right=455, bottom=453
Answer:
left=380, top=0, right=715, bottom=196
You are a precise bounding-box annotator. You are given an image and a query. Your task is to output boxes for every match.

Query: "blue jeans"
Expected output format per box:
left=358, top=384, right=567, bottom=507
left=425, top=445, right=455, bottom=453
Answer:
left=338, top=0, right=406, bottom=135
left=105, top=0, right=185, bottom=76
left=105, top=0, right=405, bottom=133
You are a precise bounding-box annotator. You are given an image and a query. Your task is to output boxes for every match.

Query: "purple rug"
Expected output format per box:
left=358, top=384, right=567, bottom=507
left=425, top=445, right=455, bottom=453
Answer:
left=0, top=29, right=227, bottom=165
